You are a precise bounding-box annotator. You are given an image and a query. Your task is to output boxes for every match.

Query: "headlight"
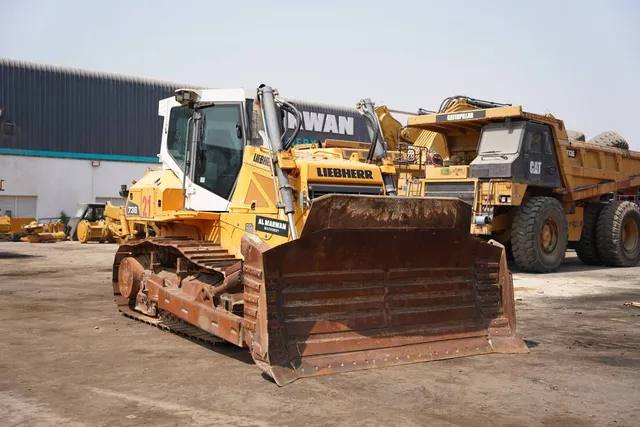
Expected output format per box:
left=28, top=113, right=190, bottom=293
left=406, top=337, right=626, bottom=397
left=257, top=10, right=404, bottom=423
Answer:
left=499, top=195, right=512, bottom=203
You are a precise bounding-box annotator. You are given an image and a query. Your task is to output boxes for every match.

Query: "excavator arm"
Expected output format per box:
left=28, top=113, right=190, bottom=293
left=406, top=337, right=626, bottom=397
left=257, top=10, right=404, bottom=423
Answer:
left=374, top=96, right=512, bottom=161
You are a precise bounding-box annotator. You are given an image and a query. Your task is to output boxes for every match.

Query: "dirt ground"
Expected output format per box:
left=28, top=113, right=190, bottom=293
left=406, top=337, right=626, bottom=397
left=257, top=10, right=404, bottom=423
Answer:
left=0, top=241, right=638, bottom=427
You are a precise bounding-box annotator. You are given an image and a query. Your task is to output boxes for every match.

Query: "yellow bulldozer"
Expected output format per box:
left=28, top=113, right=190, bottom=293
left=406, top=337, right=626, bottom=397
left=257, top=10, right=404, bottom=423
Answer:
left=0, top=179, right=36, bottom=241
left=22, top=219, right=66, bottom=243
left=111, top=85, right=527, bottom=385
left=382, top=96, right=640, bottom=273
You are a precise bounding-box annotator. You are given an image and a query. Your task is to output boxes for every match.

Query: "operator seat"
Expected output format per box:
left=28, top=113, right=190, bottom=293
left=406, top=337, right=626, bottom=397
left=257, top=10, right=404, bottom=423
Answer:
left=204, top=129, right=238, bottom=197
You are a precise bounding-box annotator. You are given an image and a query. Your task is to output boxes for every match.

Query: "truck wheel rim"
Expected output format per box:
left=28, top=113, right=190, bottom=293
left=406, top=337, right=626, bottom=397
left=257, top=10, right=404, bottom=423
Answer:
left=621, top=218, right=639, bottom=253
left=541, top=220, right=558, bottom=254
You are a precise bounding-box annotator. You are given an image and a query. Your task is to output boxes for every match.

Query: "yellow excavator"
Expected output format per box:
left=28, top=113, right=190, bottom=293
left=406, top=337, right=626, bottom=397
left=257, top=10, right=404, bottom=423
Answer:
left=111, top=85, right=527, bottom=386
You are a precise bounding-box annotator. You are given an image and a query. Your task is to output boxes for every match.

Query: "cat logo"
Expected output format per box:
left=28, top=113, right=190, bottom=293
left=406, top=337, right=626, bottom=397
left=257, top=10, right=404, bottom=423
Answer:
left=530, top=161, right=542, bottom=175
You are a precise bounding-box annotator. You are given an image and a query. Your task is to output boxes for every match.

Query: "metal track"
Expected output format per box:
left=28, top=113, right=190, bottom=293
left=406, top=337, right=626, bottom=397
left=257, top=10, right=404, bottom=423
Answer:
left=120, top=306, right=222, bottom=345
left=112, top=237, right=242, bottom=346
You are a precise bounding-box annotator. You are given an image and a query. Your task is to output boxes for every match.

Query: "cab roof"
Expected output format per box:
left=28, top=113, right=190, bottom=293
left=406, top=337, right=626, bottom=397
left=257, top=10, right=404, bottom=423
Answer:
left=406, top=105, right=566, bottom=135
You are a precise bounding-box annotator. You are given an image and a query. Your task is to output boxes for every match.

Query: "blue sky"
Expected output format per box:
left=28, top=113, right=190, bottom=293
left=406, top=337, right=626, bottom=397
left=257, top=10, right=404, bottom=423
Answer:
left=3, top=1, right=639, bottom=147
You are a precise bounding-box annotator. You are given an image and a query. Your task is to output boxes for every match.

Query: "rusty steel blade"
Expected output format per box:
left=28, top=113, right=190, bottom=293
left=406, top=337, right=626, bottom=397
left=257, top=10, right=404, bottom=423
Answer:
left=242, top=195, right=528, bottom=386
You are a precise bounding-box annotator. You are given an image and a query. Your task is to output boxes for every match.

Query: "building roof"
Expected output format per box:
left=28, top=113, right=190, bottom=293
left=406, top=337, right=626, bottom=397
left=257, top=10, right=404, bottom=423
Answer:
left=0, top=57, right=205, bottom=88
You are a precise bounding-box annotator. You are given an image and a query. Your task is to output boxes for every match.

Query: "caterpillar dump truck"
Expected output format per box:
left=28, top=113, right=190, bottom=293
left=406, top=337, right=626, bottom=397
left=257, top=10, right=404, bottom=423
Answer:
left=392, top=96, right=640, bottom=273
left=111, top=86, right=527, bottom=386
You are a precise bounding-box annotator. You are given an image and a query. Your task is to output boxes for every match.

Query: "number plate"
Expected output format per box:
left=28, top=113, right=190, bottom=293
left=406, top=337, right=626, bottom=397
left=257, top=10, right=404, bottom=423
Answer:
left=126, top=202, right=139, bottom=216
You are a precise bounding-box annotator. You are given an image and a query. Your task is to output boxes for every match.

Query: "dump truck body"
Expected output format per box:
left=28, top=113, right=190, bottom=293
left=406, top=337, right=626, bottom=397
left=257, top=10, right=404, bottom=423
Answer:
left=111, top=87, right=526, bottom=385
left=400, top=99, right=640, bottom=271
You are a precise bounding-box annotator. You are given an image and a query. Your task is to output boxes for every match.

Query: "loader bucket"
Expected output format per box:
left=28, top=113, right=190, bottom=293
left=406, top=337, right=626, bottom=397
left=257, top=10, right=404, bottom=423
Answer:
left=241, top=195, right=528, bottom=386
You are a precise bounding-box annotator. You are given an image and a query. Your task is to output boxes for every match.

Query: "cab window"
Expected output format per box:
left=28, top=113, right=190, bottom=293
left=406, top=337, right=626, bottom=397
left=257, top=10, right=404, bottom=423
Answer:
left=194, top=104, right=244, bottom=199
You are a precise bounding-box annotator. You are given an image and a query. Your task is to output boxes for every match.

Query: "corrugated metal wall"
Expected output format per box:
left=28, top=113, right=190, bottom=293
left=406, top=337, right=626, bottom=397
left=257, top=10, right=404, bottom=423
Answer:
left=0, top=58, right=191, bottom=161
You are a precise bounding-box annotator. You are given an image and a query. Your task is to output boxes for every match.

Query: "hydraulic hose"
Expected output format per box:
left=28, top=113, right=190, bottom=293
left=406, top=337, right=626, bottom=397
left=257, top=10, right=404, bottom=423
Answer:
left=279, top=99, right=303, bottom=149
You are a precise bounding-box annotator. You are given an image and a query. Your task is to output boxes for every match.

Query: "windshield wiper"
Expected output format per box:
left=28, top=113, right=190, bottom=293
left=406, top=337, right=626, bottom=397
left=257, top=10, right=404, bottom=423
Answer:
left=480, top=150, right=509, bottom=160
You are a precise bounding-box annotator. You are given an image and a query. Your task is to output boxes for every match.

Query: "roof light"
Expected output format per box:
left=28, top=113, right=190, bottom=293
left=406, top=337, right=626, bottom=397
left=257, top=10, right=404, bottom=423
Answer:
left=174, top=89, right=200, bottom=105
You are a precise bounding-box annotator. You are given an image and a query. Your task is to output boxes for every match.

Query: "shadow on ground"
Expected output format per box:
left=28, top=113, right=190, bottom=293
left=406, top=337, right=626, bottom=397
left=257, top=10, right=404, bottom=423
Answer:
left=0, top=251, right=43, bottom=260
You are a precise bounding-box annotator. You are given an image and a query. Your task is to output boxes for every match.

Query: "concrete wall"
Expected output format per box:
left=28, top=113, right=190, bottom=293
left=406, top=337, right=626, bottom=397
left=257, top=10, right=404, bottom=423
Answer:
left=0, top=154, right=157, bottom=218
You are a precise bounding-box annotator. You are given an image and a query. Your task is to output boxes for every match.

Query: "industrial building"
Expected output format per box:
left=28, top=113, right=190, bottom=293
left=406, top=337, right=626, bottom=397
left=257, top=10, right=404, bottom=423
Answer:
left=0, top=58, right=193, bottom=219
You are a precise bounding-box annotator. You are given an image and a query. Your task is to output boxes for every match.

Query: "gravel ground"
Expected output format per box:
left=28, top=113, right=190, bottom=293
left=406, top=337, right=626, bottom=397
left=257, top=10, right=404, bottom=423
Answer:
left=0, top=241, right=638, bottom=427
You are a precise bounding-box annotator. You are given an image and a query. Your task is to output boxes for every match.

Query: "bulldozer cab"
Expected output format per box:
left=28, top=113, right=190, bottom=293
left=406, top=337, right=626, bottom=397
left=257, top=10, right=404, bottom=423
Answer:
left=158, top=89, right=376, bottom=213
left=470, top=121, right=562, bottom=188
left=163, top=98, right=247, bottom=212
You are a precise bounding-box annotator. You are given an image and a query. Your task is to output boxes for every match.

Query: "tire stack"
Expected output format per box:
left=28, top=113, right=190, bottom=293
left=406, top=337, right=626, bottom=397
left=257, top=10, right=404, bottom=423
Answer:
left=511, top=196, right=640, bottom=272
left=567, top=130, right=586, bottom=142
left=567, top=129, right=629, bottom=150
left=588, top=131, right=629, bottom=150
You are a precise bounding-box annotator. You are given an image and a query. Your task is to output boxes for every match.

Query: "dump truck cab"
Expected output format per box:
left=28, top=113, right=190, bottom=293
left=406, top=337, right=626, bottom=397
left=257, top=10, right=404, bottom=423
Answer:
left=403, top=104, right=569, bottom=234
left=402, top=98, right=640, bottom=272
left=471, top=120, right=562, bottom=188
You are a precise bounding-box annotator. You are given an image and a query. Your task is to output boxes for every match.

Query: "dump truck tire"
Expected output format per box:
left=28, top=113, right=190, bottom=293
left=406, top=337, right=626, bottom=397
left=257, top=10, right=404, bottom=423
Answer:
left=511, top=197, right=568, bottom=273
left=596, top=201, right=640, bottom=267
left=576, top=203, right=604, bottom=265
left=589, top=131, right=629, bottom=150
left=567, top=130, right=586, bottom=142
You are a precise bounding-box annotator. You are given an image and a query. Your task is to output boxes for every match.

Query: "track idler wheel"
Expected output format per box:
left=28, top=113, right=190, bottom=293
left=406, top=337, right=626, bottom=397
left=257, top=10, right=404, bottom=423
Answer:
left=118, top=257, right=145, bottom=298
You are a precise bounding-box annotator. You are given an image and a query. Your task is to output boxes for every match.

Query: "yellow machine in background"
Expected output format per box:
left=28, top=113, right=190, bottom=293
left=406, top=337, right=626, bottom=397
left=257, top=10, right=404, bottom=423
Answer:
left=384, top=96, right=640, bottom=272
left=0, top=179, right=36, bottom=241
left=22, top=220, right=66, bottom=243
left=111, top=85, right=526, bottom=386
left=77, top=202, right=136, bottom=244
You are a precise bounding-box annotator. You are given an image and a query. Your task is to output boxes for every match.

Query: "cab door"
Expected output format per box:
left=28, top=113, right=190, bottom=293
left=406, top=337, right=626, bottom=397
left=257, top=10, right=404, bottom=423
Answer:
left=523, top=123, right=561, bottom=187
left=522, top=126, right=543, bottom=185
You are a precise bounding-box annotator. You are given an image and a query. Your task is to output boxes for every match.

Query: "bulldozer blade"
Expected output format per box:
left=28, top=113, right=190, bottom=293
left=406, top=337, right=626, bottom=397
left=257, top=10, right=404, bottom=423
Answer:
left=242, top=194, right=528, bottom=386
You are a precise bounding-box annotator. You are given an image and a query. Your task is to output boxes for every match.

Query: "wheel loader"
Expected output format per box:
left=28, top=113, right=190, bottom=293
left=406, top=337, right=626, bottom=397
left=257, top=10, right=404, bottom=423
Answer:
left=66, top=203, right=107, bottom=241
left=71, top=199, right=136, bottom=244
left=111, top=85, right=527, bottom=386
left=387, top=96, right=640, bottom=273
